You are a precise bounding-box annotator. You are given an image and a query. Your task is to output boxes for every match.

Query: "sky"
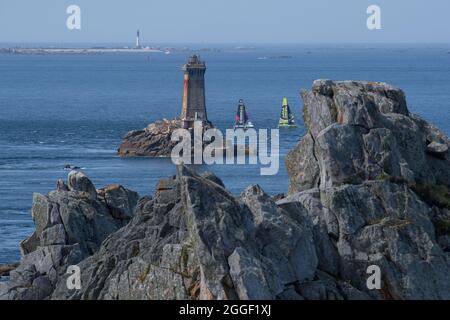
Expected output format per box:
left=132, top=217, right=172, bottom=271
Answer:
left=0, top=0, right=449, bottom=44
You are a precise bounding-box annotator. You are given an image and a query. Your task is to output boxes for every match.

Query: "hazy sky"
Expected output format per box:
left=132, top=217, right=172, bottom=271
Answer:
left=0, top=0, right=449, bottom=43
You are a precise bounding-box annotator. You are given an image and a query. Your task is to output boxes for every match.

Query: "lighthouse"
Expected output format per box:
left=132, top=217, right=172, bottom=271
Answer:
left=136, top=30, right=141, bottom=48
left=180, top=55, right=208, bottom=129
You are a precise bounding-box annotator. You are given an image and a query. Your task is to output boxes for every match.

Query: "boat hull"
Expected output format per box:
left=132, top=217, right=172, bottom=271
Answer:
left=278, top=123, right=298, bottom=128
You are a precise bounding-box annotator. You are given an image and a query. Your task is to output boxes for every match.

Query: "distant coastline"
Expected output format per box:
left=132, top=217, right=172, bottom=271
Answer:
left=0, top=47, right=165, bottom=55
left=0, top=45, right=227, bottom=55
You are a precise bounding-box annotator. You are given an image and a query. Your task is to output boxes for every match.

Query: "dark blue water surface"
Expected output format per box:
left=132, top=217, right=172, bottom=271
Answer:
left=1, top=44, right=450, bottom=264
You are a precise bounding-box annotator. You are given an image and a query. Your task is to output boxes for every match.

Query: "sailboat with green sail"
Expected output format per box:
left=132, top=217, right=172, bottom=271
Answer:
left=278, top=97, right=297, bottom=128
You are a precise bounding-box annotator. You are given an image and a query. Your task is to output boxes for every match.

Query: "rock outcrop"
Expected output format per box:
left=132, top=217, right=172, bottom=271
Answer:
left=0, top=171, right=139, bottom=300
left=287, top=80, right=450, bottom=193
left=2, top=80, right=450, bottom=300
left=118, top=118, right=217, bottom=158
left=118, top=119, right=183, bottom=157
left=0, top=263, right=19, bottom=278
left=50, top=168, right=324, bottom=300
left=285, top=80, right=450, bottom=299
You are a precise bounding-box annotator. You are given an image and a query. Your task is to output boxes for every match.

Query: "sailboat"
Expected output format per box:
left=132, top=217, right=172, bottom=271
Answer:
left=234, top=99, right=255, bottom=130
left=278, top=97, right=297, bottom=128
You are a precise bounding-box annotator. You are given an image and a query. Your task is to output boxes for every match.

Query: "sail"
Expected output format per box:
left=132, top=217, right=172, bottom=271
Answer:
left=279, top=97, right=297, bottom=127
left=234, top=99, right=254, bottom=130
left=280, top=98, right=289, bottom=120
left=235, top=99, right=248, bottom=125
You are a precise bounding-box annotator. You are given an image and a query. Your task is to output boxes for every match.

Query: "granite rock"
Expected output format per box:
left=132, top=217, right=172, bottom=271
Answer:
left=0, top=172, right=138, bottom=300
left=3, top=80, right=450, bottom=300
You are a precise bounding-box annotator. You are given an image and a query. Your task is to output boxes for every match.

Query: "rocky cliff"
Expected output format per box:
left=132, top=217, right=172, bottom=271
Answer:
left=2, top=80, right=450, bottom=300
left=284, top=80, right=450, bottom=299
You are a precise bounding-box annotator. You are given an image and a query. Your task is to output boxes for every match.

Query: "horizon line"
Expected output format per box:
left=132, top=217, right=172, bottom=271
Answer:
left=1, top=41, right=450, bottom=46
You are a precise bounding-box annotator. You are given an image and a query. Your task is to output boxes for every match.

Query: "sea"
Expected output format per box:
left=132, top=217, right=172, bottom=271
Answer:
left=1, top=43, right=450, bottom=264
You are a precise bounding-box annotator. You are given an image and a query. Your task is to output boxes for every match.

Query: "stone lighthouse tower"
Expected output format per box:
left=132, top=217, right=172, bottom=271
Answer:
left=180, top=55, right=208, bottom=129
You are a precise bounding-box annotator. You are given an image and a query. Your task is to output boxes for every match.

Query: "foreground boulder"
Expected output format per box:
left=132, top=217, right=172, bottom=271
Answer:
left=0, top=172, right=138, bottom=300
left=1, top=165, right=370, bottom=300
left=49, top=166, right=328, bottom=300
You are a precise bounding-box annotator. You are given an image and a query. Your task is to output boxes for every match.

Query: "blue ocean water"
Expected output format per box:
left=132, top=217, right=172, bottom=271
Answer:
left=1, top=44, right=450, bottom=264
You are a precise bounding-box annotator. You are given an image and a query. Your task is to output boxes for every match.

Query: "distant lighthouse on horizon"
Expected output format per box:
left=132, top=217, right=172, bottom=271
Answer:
left=136, top=30, right=141, bottom=48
